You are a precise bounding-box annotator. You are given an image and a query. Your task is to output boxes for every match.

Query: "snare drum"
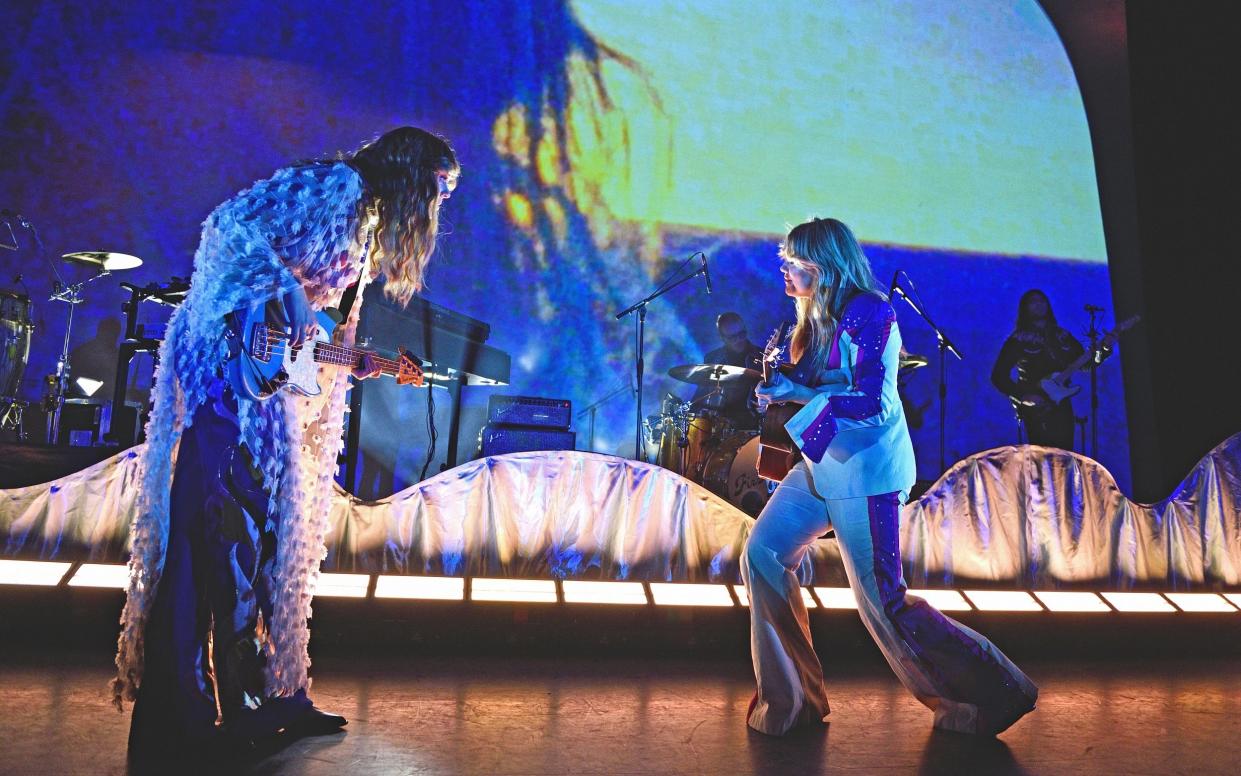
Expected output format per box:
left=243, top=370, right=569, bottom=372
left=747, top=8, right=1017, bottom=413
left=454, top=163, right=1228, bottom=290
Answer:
left=700, top=433, right=772, bottom=517
left=0, top=290, right=33, bottom=398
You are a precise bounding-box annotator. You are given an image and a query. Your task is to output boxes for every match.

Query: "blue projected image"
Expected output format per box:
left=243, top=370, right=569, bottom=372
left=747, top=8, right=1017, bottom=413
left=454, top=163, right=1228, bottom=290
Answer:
left=0, top=0, right=1130, bottom=493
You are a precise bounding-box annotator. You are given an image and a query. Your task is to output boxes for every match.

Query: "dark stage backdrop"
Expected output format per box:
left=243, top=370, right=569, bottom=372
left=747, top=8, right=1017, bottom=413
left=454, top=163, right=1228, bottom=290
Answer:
left=0, top=0, right=1132, bottom=493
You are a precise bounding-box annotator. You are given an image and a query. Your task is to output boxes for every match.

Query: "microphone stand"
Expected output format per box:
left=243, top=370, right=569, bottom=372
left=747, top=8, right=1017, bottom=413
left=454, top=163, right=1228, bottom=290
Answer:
left=891, top=281, right=963, bottom=473
left=614, top=253, right=708, bottom=460
left=576, top=381, right=632, bottom=453
left=1085, top=304, right=1103, bottom=458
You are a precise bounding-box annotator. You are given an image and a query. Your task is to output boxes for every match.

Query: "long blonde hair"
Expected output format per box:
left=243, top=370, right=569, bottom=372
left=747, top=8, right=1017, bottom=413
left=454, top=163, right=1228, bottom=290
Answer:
left=782, top=217, right=881, bottom=373
left=348, top=126, right=459, bottom=306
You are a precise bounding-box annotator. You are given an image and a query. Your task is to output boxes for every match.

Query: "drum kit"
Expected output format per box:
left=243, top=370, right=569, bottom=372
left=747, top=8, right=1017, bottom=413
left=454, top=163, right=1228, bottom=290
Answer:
left=644, top=362, right=770, bottom=516
left=1, top=241, right=145, bottom=443
left=647, top=353, right=929, bottom=516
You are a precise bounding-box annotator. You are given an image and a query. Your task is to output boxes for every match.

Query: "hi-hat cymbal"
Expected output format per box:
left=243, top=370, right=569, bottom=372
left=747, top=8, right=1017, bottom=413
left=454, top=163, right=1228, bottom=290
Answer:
left=62, top=251, right=143, bottom=271
left=668, top=363, right=762, bottom=386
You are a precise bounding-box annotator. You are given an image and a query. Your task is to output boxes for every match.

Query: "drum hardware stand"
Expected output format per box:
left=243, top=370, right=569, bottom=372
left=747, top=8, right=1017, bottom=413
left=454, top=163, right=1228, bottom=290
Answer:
left=1, top=398, right=27, bottom=439
left=614, top=251, right=710, bottom=461
left=46, top=272, right=111, bottom=444
left=576, top=380, right=632, bottom=453
left=890, top=271, right=963, bottom=474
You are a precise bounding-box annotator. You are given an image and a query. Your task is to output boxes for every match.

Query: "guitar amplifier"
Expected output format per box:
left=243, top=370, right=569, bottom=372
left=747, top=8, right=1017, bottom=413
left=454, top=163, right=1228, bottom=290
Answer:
left=477, top=424, right=576, bottom=457
left=487, top=395, right=572, bottom=429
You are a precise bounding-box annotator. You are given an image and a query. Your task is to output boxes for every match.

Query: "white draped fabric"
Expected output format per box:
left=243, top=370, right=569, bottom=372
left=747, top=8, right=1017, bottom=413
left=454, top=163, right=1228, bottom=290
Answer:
left=3, top=436, right=1240, bottom=589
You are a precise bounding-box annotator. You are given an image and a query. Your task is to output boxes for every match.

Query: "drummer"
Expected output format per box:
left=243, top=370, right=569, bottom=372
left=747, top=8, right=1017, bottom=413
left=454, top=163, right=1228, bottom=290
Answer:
left=691, top=312, right=763, bottom=429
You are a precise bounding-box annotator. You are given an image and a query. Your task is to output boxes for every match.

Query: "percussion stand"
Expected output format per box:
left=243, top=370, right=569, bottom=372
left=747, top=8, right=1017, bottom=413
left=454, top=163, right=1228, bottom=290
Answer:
left=614, top=252, right=709, bottom=461
left=891, top=280, right=963, bottom=474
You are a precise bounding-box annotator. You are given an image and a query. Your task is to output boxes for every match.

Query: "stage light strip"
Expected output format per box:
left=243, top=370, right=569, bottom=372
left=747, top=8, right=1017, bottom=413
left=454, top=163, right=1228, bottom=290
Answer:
left=374, top=575, right=465, bottom=601
left=1032, top=592, right=1111, bottom=612
left=812, top=587, right=858, bottom=610
left=67, top=563, right=129, bottom=589
left=471, top=578, right=558, bottom=603
left=561, top=580, right=648, bottom=605
left=1164, top=593, right=1238, bottom=613
left=0, top=559, right=72, bottom=586
left=962, top=591, right=1044, bottom=612
left=1099, top=592, right=1177, bottom=613
left=314, top=573, right=371, bottom=598
left=733, top=585, right=821, bottom=609
left=1225, top=594, right=1241, bottom=610
left=909, top=589, right=973, bottom=611
left=648, top=583, right=734, bottom=607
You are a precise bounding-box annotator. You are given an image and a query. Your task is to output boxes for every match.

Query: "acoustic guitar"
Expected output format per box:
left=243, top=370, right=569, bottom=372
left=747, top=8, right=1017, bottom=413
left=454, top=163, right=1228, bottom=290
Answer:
left=756, top=323, right=800, bottom=482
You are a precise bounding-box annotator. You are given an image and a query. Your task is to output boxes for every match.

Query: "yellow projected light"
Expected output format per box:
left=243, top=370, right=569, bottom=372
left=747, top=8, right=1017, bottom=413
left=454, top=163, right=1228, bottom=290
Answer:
left=908, top=589, right=973, bottom=612
left=812, top=587, right=858, bottom=610
left=962, top=591, right=1044, bottom=612
left=1032, top=592, right=1111, bottom=613
left=314, top=573, right=370, bottom=598
left=374, top=576, right=465, bottom=601
left=648, top=583, right=734, bottom=607
left=1099, top=592, right=1176, bottom=613
left=471, top=578, right=558, bottom=603
left=561, top=580, right=648, bottom=605
left=0, top=560, right=71, bottom=586
left=1164, top=593, right=1238, bottom=613
left=67, top=564, right=129, bottom=589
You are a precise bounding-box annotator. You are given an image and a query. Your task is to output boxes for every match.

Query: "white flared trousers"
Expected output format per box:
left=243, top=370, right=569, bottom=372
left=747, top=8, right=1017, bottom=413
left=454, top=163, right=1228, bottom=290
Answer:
left=741, top=463, right=1037, bottom=736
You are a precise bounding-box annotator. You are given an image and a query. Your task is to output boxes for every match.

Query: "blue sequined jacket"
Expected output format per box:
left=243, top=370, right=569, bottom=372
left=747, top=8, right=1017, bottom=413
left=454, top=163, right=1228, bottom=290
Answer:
left=784, top=292, right=917, bottom=499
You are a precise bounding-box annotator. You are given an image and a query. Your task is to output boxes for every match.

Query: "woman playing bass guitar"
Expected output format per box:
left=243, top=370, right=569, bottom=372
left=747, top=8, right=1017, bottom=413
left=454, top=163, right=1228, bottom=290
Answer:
left=116, top=127, right=458, bottom=761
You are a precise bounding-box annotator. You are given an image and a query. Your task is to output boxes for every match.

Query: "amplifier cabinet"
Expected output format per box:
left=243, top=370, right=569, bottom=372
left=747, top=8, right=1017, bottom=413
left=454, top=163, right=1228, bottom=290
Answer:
left=478, top=423, right=576, bottom=457
left=486, top=395, right=572, bottom=429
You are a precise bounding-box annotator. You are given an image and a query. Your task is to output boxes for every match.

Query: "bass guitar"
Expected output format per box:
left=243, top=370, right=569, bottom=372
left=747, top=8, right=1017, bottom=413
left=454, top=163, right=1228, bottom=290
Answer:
left=225, top=304, right=424, bottom=402
left=756, top=323, right=799, bottom=482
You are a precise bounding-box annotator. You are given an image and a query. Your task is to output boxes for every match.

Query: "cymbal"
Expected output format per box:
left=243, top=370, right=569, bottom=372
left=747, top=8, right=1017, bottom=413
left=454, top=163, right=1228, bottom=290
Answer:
left=668, top=363, right=762, bottom=386
left=62, top=251, right=143, bottom=271
left=899, top=352, right=929, bottom=371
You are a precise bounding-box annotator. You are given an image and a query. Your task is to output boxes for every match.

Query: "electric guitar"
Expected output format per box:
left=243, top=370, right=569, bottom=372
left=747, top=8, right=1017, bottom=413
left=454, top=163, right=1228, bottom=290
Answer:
left=1019, top=314, right=1140, bottom=412
left=225, top=304, right=424, bottom=402
left=756, top=323, right=800, bottom=482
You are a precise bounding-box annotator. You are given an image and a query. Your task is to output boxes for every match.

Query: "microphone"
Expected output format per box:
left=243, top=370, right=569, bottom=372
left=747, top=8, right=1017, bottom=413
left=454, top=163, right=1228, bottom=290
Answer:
left=888, top=270, right=903, bottom=299
left=699, top=252, right=713, bottom=295
left=0, top=209, right=30, bottom=229
left=1084, top=303, right=1105, bottom=313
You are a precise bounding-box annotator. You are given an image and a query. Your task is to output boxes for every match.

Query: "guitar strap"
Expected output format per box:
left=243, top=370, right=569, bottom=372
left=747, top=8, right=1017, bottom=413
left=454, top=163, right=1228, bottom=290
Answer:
left=338, top=280, right=361, bottom=322
left=337, top=213, right=377, bottom=322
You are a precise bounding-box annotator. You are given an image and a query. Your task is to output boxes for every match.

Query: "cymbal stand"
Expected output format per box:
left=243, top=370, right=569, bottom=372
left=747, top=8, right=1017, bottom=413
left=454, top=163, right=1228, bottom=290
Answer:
left=45, top=270, right=111, bottom=444
left=614, top=252, right=709, bottom=461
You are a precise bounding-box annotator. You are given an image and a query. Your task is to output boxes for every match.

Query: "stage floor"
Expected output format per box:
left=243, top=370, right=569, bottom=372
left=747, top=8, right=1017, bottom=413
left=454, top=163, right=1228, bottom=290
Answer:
left=3, top=650, right=1239, bottom=776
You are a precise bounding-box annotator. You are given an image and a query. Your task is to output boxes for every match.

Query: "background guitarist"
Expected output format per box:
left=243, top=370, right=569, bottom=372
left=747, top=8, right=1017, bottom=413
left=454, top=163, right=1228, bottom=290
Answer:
left=743, top=217, right=1036, bottom=738
left=990, top=289, right=1089, bottom=449
left=116, top=127, right=459, bottom=762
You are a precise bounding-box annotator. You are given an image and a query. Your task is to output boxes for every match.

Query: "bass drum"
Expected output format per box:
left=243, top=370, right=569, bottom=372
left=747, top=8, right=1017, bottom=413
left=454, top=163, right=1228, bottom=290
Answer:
left=0, top=290, right=33, bottom=399
left=700, top=433, right=772, bottom=517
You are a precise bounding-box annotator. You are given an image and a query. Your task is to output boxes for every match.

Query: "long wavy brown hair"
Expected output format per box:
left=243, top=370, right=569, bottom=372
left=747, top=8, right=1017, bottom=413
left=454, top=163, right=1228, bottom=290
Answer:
left=348, top=126, right=459, bottom=306
left=782, top=217, right=881, bottom=374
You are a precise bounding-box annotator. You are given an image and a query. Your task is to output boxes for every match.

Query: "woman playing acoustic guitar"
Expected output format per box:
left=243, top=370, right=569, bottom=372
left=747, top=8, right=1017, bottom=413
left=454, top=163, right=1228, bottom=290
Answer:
left=115, top=127, right=458, bottom=761
left=744, top=217, right=1037, bottom=737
